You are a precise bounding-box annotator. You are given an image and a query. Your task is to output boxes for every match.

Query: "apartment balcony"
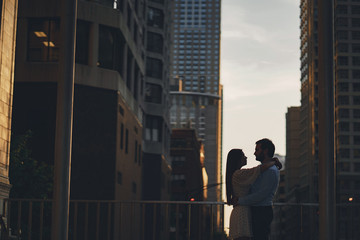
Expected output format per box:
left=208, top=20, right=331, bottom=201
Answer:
left=0, top=199, right=358, bottom=240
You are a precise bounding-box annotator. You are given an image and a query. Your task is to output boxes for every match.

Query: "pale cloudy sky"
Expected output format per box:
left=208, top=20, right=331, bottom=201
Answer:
left=220, top=0, right=301, bottom=231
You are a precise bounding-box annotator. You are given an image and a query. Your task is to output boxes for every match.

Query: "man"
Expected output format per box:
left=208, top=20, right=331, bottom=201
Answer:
left=235, top=138, right=280, bottom=240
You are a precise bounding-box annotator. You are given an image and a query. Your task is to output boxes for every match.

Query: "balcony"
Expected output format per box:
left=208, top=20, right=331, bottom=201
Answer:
left=0, top=199, right=359, bottom=240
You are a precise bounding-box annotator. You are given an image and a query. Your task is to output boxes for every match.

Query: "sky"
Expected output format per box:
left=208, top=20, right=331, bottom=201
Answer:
left=220, top=0, right=301, bottom=231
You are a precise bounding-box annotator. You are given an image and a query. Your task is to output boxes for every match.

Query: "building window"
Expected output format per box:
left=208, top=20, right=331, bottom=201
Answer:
left=353, top=43, right=360, bottom=53
left=125, top=128, right=129, bottom=153
left=146, top=57, right=162, bottom=79
left=75, top=20, right=90, bottom=65
left=28, top=18, right=60, bottom=62
left=338, top=70, right=349, bottom=79
left=98, top=25, right=125, bottom=75
left=339, top=122, right=349, bottom=132
left=148, top=7, right=164, bottom=28
left=337, top=30, right=348, bottom=40
left=339, top=135, right=349, bottom=144
left=147, top=32, right=163, bottom=53
left=134, top=140, right=138, bottom=162
left=132, top=182, right=137, bottom=193
left=354, top=122, right=360, bottom=132
left=338, top=56, right=348, bottom=66
left=354, top=136, right=360, bottom=145
left=352, top=18, right=360, bottom=27
left=172, top=156, right=186, bottom=167
left=353, top=96, right=360, bottom=104
left=352, top=5, right=360, bottom=14
left=336, top=5, right=348, bottom=14
left=354, top=109, right=360, bottom=118
left=353, top=56, right=360, bottom=66
left=120, top=123, right=124, bottom=149
left=353, top=82, right=360, bottom=91
left=145, top=83, right=162, bottom=103
left=354, top=162, right=360, bottom=171
left=338, top=82, right=349, bottom=92
left=353, top=71, right=360, bottom=80
left=338, top=109, right=349, bottom=118
left=338, top=96, right=349, bottom=105
left=138, top=144, right=142, bottom=165
left=145, top=115, right=162, bottom=142
left=338, top=148, right=350, bottom=158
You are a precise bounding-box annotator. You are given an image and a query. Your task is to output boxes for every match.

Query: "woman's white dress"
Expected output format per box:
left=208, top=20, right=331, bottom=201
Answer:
left=229, top=166, right=261, bottom=239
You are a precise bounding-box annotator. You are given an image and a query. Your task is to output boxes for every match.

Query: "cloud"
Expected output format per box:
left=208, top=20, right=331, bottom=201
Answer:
left=222, top=24, right=272, bottom=43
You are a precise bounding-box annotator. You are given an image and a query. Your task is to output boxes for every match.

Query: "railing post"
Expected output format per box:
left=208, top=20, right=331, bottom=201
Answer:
left=27, top=201, right=32, bottom=240
left=210, top=204, right=213, bottom=240
left=73, top=202, right=78, bottom=240
left=84, top=203, right=88, bottom=239
left=187, top=204, right=191, bottom=240
left=165, top=203, right=169, bottom=240
left=39, top=201, right=44, bottom=240
left=107, top=202, right=111, bottom=240
left=16, top=200, right=21, bottom=238
left=175, top=204, right=179, bottom=240
left=95, top=202, right=100, bottom=240
left=141, top=203, right=145, bottom=240
left=152, top=204, right=156, bottom=240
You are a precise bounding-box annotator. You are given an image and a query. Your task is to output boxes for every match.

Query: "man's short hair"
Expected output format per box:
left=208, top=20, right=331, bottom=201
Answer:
left=256, top=138, right=275, bottom=157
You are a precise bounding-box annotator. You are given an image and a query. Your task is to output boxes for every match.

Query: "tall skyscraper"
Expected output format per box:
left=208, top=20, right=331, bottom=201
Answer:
left=332, top=2, right=360, bottom=238
left=291, top=0, right=360, bottom=238
left=169, top=0, right=223, bottom=232
left=169, top=0, right=222, bottom=203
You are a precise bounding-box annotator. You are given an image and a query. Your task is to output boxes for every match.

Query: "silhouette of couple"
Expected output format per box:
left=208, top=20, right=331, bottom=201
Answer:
left=226, top=138, right=282, bottom=240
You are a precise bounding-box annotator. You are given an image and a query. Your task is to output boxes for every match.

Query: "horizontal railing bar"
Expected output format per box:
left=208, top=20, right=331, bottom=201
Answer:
left=3, top=199, right=359, bottom=207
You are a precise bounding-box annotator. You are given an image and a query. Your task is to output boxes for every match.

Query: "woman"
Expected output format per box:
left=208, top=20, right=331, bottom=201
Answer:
left=226, top=149, right=281, bottom=240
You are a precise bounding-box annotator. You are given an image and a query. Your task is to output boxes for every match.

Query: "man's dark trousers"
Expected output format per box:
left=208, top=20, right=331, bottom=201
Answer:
left=251, top=206, right=273, bottom=240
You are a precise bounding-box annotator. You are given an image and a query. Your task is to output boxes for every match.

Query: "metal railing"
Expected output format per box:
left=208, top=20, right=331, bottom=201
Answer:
left=0, top=199, right=359, bottom=240
left=271, top=202, right=360, bottom=240
left=0, top=199, right=225, bottom=240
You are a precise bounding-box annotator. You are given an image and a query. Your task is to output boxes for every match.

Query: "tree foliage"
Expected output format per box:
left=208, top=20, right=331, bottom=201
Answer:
left=9, top=130, right=53, bottom=199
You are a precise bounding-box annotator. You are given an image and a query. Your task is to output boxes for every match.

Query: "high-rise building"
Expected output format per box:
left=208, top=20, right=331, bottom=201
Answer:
left=284, top=106, right=305, bottom=239
left=294, top=1, right=360, bottom=238
left=0, top=0, right=18, bottom=199
left=285, top=107, right=301, bottom=196
left=169, top=0, right=223, bottom=232
left=169, top=0, right=222, bottom=202
left=141, top=0, right=172, bottom=202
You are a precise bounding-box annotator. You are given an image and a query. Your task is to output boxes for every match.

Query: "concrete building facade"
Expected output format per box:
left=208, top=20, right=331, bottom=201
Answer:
left=170, top=128, right=207, bottom=201
left=0, top=0, right=18, bottom=199
left=13, top=0, right=146, bottom=201
left=141, top=0, right=172, bottom=202
left=287, top=1, right=360, bottom=238
left=12, top=0, right=150, bottom=238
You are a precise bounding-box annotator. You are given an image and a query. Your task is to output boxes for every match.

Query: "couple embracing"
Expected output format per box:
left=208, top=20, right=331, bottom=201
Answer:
left=226, top=138, right=282, bottom=240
